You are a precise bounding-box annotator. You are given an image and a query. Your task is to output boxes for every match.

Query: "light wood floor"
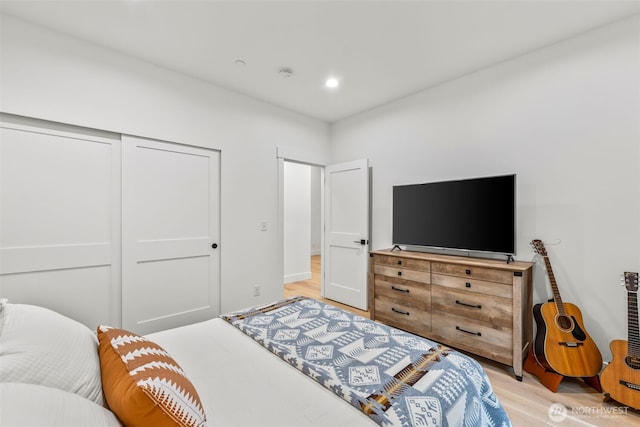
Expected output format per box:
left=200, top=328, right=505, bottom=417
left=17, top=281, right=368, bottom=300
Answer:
left=284, top=255, right=369, bottom=318
left=285, top=256, right=640, bottom=427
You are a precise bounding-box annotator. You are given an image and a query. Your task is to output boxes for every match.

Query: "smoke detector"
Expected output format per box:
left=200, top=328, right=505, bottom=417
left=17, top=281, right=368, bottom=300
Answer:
left=279, top=67, right=293, bottom=78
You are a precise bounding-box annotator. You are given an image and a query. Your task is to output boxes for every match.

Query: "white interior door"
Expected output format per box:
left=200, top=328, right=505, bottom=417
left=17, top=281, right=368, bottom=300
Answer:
left=324, top=158, right=370, bottom=310
left=122, top=135, right=220, bottom=335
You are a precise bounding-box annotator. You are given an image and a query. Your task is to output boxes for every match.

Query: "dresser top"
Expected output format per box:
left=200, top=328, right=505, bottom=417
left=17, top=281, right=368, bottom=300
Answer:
left=370, top=248, right=533, bottom=272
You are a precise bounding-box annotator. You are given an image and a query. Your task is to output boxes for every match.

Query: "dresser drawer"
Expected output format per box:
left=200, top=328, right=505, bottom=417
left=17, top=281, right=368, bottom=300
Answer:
left=431, top=312, right=512, bottom=364
left=431, top=262, right=512, bottom=284
left=372, top=254, right=430, bottom=272
left=374, top=297, right=431, bottom=336
left=431, top=286, right=511, bottom=328
left=431, top=273, right=512, bottom=299
left=374, top=276, right=430, bottom=308
left=374, top=264, right=430, bottom=285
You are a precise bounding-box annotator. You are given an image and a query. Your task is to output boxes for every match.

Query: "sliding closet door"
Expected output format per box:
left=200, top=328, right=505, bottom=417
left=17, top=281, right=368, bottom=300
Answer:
left=0, top=114, right=121, bottom=328
left=122, top=135, right=220, bottom=335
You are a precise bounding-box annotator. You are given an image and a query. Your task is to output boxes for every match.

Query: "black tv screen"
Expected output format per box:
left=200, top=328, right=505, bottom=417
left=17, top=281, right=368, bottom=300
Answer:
left=392, top=174, right=516, bottom=255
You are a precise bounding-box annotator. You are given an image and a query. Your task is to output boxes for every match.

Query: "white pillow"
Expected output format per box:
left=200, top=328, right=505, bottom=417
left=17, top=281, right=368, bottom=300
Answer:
left=0, top=302, right=105, bottom=406
left=0, top=382, right=122, bottom=427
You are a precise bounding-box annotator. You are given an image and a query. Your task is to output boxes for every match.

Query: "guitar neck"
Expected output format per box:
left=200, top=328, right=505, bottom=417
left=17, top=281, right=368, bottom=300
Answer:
left=542, top=255, right=567, bottom=317
left=628, top=291, right=640, bottom=357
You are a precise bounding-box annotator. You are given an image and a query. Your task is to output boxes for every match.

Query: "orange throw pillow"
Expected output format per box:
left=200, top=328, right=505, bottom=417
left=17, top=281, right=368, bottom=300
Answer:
left=97, top=325, right=207, bottom=427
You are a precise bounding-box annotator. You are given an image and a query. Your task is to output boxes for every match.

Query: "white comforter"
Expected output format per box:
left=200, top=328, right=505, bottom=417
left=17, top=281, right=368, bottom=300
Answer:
left=146, top=317, right=375, bottom=427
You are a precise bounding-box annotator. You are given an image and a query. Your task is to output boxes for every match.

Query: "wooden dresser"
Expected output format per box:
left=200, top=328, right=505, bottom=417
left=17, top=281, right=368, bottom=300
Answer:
left=369, top=249, right=533, bottom=380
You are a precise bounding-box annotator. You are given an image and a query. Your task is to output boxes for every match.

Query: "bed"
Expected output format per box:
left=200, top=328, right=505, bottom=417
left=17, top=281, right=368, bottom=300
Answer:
left=0, top=297, right=511, bottom=427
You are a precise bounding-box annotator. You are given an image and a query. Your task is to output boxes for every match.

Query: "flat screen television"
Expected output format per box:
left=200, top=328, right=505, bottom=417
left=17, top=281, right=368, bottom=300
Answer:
left=392, top=174, right=516, bottom=256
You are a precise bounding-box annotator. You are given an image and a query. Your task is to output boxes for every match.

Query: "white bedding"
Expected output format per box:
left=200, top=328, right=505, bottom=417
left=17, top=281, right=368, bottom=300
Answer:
left=146, top=317, right=375, bottom=427
left=1, top=299, right=508, bottom=426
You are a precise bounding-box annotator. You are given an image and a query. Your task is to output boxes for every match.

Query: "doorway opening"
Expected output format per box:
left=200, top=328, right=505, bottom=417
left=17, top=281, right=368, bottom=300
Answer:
left=277, top=148, right=370, bottom=313
left=282, top=161, right=322, bottom=290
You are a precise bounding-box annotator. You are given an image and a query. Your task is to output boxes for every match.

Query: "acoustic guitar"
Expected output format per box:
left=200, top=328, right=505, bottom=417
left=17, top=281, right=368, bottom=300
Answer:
left=601, top=272, right=640, bottom=409
left=531, top=239, right=603, bottom=377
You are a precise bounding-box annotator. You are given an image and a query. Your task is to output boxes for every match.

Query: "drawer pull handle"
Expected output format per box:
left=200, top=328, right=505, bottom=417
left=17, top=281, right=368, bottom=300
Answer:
left=456, top=326, right=481, bottom=336
left=455, top=300, right=481, bottom=309
left=391, top=286, right=409, bottom=293
left=465, top=282, right=471, bottom=288
left=392, top=307, right=410, bottom=316
left=397, top=271, right=402, bottom=276
left=465, top=269, right=472, bottom=275
left=397, top=260, right=402, bottom=265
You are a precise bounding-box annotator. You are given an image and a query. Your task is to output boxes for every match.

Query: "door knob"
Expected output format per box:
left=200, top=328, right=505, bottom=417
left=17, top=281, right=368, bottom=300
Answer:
left=211, top=243, right=218, bottom=249
left=353, top=239, right=368, bottom=245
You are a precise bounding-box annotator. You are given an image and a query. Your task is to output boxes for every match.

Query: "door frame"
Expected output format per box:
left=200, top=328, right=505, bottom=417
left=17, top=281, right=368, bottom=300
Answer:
left=277, top=146, right=328, bottom=296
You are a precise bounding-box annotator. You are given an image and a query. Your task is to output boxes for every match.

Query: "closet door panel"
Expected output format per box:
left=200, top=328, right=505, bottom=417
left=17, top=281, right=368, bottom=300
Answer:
left=133, top=144, right=210, bottom=240
left=1, top=128, right=111, bottom=246
left=133, top=257, right=210, bottom=320
left=0, top=267, right=112, bottom=327
left=0, top=115, right=121, bottom=328
left=122, top=135, right=220, bottom=335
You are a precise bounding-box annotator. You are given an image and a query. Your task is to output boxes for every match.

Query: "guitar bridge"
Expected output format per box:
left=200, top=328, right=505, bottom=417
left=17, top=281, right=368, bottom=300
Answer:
left=559, top=342, right=583, bottom=347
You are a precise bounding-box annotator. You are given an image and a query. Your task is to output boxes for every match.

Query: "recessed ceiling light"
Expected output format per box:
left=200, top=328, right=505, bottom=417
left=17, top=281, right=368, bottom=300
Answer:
left=325, top=77, right=339, bottom=88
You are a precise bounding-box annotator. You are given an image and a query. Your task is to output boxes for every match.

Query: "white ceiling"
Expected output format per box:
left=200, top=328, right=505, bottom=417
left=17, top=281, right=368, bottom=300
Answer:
left=2, top=0, right=640, bottom=123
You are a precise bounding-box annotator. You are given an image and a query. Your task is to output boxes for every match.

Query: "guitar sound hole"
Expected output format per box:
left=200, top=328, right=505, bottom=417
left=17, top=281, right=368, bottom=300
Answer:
left=625, top=356, right=640, bottom=370
left=556, top=315, right=573, bottom=331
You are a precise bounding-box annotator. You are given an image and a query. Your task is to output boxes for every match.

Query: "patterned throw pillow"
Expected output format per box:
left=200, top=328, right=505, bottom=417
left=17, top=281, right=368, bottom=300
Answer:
left=97, top=325, right=207, bottom=427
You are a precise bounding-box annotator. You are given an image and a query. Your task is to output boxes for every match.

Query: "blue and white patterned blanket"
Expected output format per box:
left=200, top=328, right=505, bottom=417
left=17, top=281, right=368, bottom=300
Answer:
left=222, top=297, right=511, bottom=427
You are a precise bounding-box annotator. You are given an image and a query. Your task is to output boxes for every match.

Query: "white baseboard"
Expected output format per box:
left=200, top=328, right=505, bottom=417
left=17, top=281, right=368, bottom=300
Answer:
left=284, top=271, right=312, bottom=284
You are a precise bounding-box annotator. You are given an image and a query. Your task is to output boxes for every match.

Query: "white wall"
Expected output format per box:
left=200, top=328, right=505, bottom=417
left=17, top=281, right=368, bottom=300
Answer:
left=332, top=15, right=640, bottom=360
left=310, top=166, right=322, bottom=255
left=0, top=15, right=331, bottom=317
left=284, top=161, right=311, bottom=283
left=3, top=12, right=639, bottom=361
